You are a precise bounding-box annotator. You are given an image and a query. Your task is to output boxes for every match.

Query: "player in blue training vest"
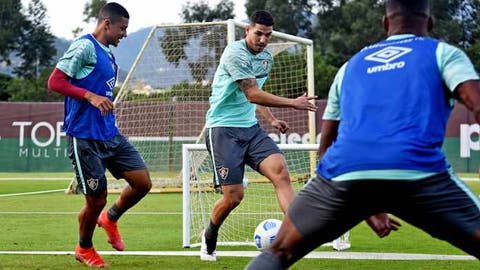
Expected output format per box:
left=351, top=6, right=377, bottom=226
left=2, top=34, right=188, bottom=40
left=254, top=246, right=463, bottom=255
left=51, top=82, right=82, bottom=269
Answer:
left=48, top=3, right=151, bottom=267
left=246, top=1, right=480, bottom=269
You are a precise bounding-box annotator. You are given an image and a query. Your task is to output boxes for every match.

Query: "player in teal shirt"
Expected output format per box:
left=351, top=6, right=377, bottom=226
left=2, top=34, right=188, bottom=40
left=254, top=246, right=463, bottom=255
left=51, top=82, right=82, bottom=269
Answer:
left=201, top=10, right=317, bottom=261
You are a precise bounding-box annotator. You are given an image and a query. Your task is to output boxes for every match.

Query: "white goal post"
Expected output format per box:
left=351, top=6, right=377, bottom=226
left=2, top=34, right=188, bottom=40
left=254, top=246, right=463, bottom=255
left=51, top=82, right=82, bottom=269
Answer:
left=182, top=143, right=351, bottom=250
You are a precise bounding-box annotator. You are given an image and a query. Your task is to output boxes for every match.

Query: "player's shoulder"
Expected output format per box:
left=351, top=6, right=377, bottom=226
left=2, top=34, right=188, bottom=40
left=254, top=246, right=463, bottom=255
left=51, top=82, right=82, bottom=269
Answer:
left=67, top=35, right=96, bottom=54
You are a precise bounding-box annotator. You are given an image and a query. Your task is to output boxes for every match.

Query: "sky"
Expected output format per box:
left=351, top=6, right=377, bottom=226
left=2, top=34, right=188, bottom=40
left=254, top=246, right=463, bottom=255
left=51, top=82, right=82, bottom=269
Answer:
left=21, top=0, right=247, bottom=40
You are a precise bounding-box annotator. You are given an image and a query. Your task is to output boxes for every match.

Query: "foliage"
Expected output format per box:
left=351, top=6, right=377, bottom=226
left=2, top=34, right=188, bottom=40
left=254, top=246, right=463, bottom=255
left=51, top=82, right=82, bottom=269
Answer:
left=14, top=0, right=56, bottom=79
left=312, top=0, right=480, bottom=95
left=314, top=52, right=339, bottom=98
left=0, top=0, right=26, bottom=65
left=5, top=68, right=62, bottom=101
left=181, top=0, right=235, bottom=22
left=245, top=0, right=314, bottom=37
left=72, top=0, right=106, bottom=38
left=0, top=73, right=12, bottom=100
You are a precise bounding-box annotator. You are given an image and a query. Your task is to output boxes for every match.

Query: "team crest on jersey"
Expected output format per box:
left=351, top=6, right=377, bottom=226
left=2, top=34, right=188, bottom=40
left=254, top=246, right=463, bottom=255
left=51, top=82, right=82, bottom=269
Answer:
left=86, top=178, right=99, bottom=191
left=217, top=167, right=229, bottom=181
left=262, top=59, right=269, bottom=70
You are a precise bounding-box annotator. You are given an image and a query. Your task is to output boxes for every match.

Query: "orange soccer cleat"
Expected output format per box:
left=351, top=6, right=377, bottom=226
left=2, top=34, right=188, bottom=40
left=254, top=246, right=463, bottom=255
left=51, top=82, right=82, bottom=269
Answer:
left=97, top=211, right=125, bottom=251
left=75, top=245, right=109, bottom=268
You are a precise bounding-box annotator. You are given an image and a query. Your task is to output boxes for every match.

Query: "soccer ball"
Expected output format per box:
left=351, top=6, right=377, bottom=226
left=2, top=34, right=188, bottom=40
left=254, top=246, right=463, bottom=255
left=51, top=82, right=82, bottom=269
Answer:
left=253, top=219, right=282, bottom=251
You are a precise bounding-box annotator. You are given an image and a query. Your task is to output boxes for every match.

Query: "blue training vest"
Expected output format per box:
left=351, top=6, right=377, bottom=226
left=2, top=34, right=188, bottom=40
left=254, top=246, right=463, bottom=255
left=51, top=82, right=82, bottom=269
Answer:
left=317, top=36, right=451, bottom=179
left=63, top=34, right=119, bottom=140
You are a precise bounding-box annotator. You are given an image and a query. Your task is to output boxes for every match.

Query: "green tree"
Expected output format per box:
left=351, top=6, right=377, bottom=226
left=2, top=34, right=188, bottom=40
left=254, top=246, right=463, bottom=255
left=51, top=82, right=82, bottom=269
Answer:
left=245, top=0, right=314, bottom=37
left=159, top=0, right=235, bottom=85
left=0, top=0, right=27, bottom=65
left=6, top=68, right=62, bottom=101
left=72, top=0, right=106, bottom=37
left=14, top=0, right=56, bottom=79
left=181, top=0, right=235, bottom=22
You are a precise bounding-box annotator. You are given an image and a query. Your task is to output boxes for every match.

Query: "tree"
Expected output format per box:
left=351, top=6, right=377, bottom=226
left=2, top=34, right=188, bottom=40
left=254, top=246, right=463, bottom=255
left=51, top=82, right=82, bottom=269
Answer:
left=181, top=0, right=235, bottom=22
left=158, top=0, right=235, bottom=85
left=14, top=0, right=56, bottom=79
left=0, top=0, right=27, bottom=65
left=245, top=0, right=315, bottom=37
left=72, top=0, right=107, bottom=37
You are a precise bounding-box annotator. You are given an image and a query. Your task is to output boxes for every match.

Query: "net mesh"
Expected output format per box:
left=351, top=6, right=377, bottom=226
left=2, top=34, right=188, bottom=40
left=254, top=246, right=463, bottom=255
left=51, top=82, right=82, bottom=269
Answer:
left=112, top=21, right=313, bottom=192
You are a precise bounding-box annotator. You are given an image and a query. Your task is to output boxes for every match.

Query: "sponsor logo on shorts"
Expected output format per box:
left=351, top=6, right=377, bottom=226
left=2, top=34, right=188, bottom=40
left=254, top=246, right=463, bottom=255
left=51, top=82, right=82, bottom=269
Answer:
left=217, top=167, right=229, bottom=181
left=364, top=46, right=412, bottom=74
left=87, top=178, right=99, bottom=191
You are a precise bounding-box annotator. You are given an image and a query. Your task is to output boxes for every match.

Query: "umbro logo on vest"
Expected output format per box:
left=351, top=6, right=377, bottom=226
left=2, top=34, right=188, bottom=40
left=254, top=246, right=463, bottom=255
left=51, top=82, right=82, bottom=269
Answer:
left=365, top=46, right=412, bottom=74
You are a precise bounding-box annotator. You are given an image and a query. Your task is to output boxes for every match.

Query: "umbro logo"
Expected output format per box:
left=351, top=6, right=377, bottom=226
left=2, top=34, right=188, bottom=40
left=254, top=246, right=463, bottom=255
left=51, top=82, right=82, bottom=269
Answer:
left=365, top=46, right=412, bottom=63
left=364, top=46, right=412, bottom=74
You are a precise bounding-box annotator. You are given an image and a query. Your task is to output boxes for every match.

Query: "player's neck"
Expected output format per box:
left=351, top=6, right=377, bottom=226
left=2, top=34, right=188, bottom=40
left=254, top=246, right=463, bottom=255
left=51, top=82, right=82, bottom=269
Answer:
left=92, top=32, right=109, bottom=47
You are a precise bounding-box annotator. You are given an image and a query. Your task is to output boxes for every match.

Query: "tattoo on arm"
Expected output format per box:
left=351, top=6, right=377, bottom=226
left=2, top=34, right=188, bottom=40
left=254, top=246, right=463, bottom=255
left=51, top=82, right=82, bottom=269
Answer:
left=238, top=78, right=257, bottom=92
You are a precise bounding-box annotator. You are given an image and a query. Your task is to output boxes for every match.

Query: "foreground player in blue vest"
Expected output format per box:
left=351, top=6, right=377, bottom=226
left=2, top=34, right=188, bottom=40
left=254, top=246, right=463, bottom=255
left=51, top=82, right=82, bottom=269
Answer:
left=48, top=2, right=151, bottom=267
left=246, top=0, right=480, bottom=269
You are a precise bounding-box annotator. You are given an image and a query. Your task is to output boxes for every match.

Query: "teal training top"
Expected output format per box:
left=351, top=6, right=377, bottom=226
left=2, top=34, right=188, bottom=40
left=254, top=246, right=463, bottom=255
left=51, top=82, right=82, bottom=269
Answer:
left=206, top=39, right=273, bottom=128
left=322, top=34, right=479, bottom=181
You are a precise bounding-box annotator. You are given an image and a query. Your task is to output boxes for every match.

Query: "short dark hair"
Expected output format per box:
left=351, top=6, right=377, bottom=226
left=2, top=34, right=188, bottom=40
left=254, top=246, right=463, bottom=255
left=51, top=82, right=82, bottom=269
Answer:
left=249, top=10, right=274, bottom=27
left=98, top=2, right=129, bottom=23
left=386, top=0, right=430, bottom=17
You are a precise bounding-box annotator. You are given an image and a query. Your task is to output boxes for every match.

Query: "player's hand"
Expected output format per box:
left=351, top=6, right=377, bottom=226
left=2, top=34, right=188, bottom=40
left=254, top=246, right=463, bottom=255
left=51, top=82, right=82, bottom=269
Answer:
left=271, top=119, right=289, bottom=133
left=292, top=93, right=317, bottom=112
left=84, top=91, right=114, bottom=116
left=365, top=213, right=401, bottom=238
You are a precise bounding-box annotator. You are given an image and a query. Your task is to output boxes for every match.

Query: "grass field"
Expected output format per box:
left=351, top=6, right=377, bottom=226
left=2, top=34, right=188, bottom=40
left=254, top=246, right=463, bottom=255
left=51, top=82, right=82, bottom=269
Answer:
left=0, top=172, right=480, bottom=269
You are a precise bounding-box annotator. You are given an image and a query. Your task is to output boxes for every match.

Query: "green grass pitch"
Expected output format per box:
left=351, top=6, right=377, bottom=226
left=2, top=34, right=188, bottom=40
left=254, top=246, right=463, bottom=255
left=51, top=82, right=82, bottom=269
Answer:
left=0, top=172, right=479, bottom=269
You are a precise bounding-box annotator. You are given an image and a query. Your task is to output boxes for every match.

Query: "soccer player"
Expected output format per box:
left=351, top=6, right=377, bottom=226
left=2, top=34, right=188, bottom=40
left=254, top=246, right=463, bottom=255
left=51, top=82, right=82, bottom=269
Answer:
left=200, top=10, right=317, bottom=261
left=246, top=0, right=480, bottom=269
left=48, top=2, right=152, bottom=267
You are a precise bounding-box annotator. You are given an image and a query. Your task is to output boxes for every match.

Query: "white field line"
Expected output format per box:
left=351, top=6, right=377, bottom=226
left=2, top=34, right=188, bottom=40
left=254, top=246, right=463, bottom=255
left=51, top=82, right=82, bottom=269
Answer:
left=0, top=189, right=65, bottom=197
left=0, top=250, right=475, bottom=260
left=0, top=211, right=182, bottom=215
left=0, top=177, right=478, bottom=181
left=0, top=177, right=72, bottom=181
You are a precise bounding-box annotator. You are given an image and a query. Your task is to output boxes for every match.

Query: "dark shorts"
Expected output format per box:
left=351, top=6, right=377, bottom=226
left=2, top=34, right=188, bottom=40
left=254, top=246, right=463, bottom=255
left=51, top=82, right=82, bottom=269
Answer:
left=205, top=124, right=281, bottom=187
left=67, top=134, right=147, bottom=195
left=288, top=169, right=480, bottom=256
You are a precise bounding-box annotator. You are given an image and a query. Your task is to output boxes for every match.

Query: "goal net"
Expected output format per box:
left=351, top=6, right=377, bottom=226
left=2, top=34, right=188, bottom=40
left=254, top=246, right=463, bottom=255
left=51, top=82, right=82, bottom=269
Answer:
left=109, top=20, right=317, bottom=192
left=182, top=144, right=350, bottom=250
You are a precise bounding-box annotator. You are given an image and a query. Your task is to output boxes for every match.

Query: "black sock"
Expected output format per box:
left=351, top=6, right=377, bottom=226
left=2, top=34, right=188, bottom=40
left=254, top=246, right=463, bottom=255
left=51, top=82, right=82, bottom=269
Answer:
left=107, top=204, right=125, bottom=222
left=205, top=220, right=219, bottom=254
left=205, top=220, right=219, bottom=237
left=79, top=238, right=93, bottom=249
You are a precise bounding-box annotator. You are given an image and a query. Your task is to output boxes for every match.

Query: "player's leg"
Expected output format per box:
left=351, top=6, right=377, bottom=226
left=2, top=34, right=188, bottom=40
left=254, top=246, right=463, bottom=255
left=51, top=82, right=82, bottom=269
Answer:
left=247, top=175, right=365, bottom=269
left=99, top=135, right=152, bottom=251
left=68, top=136, right=110, bottom=267
left=201, top=127, right=248, bottom=260
left=257, top=153, right=294, bottom=213
left=246, top=126, right=293, bottom=213
left=393, top=170, right=480, bottom=259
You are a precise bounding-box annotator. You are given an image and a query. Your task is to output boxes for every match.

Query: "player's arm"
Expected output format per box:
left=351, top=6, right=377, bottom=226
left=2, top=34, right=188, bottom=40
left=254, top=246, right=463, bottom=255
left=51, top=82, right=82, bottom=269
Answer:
left=238, top=78, right=317, bottom=112
left=318, top=120, right=339, bottom=159
left=48, top=68, right=114, bottom=115
left=256, top=105, right=289, bottom=134
left=455, top=81, right=480, bottom=123
left=439, top=42, right=480, bottom=122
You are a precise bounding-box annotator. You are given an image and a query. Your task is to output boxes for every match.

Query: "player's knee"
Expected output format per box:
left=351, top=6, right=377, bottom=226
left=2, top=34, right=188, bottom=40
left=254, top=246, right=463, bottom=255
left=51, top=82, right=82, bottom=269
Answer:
left=223, top=193, right=243, bottom=210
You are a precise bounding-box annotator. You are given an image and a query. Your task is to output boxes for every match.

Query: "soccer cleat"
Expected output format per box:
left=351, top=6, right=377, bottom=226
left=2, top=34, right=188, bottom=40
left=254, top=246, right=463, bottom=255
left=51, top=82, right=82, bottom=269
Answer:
left=75, top=245, right=110, bottom=268
left=200, top=229, right=217, bottom=261
left=97, top=211, right=125, bottom=251
left=332, top=233, right=351, bottom=251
